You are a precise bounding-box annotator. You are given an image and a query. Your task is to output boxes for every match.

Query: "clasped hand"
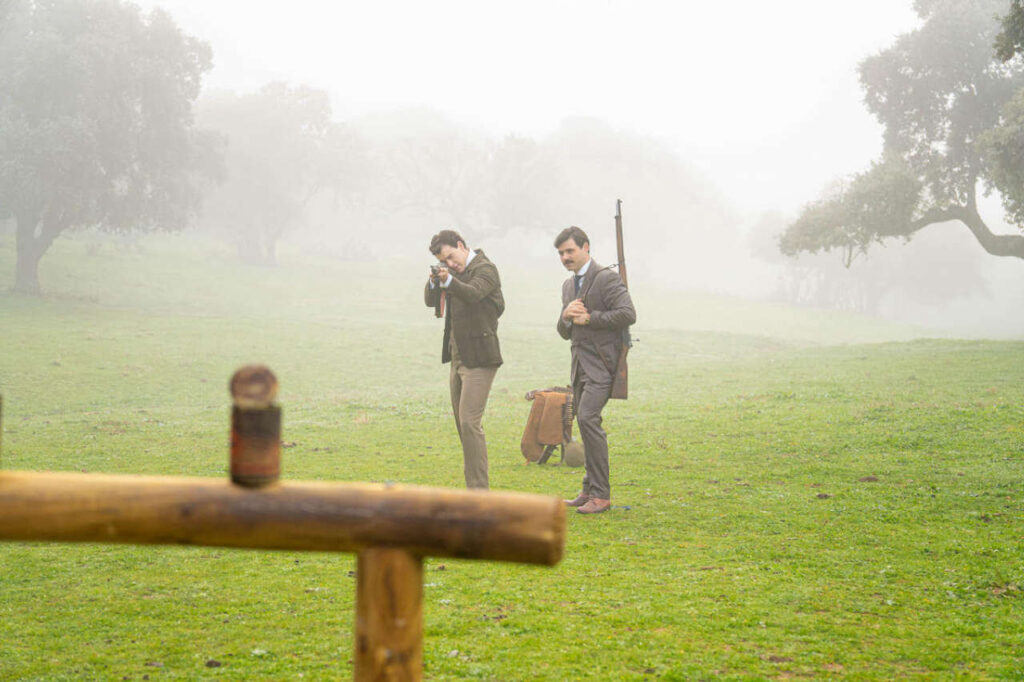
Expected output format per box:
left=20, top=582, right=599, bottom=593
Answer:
left=430, top=266, right=449, bottom=284
left=562, top=298, right=591, bottom=326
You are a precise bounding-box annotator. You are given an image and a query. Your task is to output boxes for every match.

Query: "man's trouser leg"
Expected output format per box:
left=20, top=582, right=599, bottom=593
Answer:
left=449, top=356, right=498, bottom=490
left=574, top=374, right=612, bottom=500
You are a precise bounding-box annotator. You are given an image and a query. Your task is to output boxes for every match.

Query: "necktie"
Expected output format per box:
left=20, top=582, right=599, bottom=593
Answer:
left=574, top=274, right=583, bottom=296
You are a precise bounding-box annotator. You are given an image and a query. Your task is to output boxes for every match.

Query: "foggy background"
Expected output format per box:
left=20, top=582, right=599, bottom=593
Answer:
left=4, top=0, right=1023, bottom=337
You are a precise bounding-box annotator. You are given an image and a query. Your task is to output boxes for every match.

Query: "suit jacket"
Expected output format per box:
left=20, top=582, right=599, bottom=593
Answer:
left=424, top=249, right=504, bottom=368
left=557, top=261, right=636, bottom=385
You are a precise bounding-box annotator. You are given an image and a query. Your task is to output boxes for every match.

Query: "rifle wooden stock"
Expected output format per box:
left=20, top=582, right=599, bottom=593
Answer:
left=0, top=470, right=565, bottom=565
left=611, top=344, right=629, bottom=400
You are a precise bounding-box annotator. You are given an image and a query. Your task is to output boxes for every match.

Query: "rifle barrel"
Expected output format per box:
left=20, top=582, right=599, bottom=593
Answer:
left=615, top=199, right=628, bottom=288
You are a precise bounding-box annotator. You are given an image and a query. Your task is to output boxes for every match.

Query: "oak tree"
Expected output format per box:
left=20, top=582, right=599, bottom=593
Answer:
left=195, top=84, right=363, bottom=265
left=0, top=0, right=213, bottom=293
left=781, top=0, right=1024, bottom=265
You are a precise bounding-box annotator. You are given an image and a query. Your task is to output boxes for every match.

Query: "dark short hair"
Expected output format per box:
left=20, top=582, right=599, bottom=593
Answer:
left=429, top=230, right=465, bottom=255
left=554, top=226, right=589, bottom=249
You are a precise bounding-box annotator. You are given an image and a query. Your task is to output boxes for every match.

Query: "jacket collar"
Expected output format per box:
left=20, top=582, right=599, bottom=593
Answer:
left=458, top=249, right=486, bottom=277
left=465, top=248, right=486, bottom=271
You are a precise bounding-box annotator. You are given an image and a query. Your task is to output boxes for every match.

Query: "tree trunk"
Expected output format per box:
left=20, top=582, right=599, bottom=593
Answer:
left=236, top=237, right=264, bottom=266
left=14, top=213, right=45, bottom=295
left=263, top=232, right=278, bottom=266
left=959, top=206, right=1024, bottom=260
left=910, top=202, right=1024, bottom=261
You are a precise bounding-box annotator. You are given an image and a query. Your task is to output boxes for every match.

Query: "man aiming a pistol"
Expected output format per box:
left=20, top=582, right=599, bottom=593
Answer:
left=425, top=230, right=504, bottom=490
left=555, top=226, right=635, bottom=514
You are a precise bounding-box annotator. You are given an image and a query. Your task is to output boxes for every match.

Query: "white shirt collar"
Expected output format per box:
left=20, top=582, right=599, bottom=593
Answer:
left=464, top=249, right=476, bottom=268
left=575, top=258, right=591, bottom=277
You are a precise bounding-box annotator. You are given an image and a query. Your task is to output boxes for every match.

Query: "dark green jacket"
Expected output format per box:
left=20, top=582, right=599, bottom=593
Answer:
left=424, top=249, right=504, bottom=368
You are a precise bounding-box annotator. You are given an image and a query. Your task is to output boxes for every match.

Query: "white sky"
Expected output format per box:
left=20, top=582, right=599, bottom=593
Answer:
left=139, top=0, right=921, bottom=216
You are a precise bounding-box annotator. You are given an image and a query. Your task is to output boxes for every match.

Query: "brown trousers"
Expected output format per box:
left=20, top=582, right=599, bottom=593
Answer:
left=449, top=343, right=498, bottom=489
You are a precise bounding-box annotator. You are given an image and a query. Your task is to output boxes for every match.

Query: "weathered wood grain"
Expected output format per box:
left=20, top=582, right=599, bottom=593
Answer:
left=355, top=548, right=423, bottom=681
left=0, top=471, right=565, bottom=565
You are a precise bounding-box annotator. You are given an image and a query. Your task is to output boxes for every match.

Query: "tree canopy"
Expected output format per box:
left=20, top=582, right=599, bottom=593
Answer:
left=995, top=0, right=1024, bottom=61
left=0, top=0, right=213, bottom=292
left=781, top=0, right=1024, bottom=265
left=195, top=84, right=361, bottom=265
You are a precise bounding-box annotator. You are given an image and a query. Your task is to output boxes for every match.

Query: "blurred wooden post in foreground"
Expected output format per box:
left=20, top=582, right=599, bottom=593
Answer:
left=0, top=366, right=566, bottom=682
left=229, top=364, right=282, bottom=487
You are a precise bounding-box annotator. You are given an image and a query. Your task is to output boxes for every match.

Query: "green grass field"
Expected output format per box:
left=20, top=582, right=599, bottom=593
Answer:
left=1, top=234, right=1022, bottom=680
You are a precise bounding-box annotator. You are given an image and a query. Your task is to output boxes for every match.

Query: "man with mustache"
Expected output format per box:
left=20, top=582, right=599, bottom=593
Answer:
left=555, top=226, right=636, bottom=514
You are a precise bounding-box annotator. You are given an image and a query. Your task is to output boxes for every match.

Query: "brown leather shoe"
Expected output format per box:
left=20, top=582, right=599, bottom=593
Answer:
left=576, top=498, right=611, bottom=514
left=564, top=492, right=590, bottom=508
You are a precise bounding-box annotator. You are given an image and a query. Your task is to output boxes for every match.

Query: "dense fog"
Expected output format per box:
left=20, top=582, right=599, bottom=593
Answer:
left=2, top=0, right=1023, bottom=337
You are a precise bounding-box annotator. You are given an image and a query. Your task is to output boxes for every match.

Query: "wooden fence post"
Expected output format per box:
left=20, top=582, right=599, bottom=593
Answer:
left=229, top=365, right=281, bottom=487
left=355, top=548, right=423, bottom=681
left=0, top=366, right=565, bottom=681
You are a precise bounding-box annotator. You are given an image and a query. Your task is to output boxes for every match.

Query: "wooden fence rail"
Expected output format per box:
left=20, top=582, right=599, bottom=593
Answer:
left=0, top=367, right=566, bottom=681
